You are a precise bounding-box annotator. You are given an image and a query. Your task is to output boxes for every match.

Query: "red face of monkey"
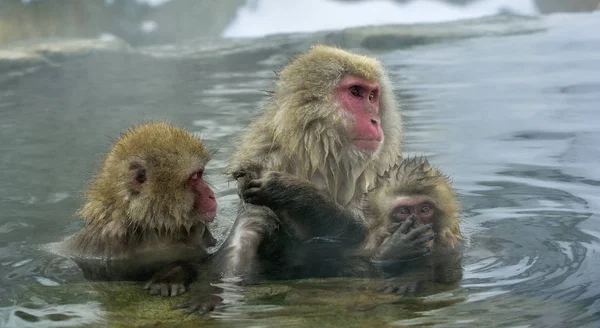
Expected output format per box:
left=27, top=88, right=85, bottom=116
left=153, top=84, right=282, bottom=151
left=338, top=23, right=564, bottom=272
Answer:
left=335, top=75, right=383, bottom=154
left=188, top=168, right=217, bottom=222
left=129, top=162, right=217, bottom=224
left=391, top=196, right=435, bottom=225
left=390, top=195, right=436, bottom=247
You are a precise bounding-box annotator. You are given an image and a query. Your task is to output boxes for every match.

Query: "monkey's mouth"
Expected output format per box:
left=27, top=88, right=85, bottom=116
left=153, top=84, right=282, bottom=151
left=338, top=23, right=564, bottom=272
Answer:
left=198, top=212, right=216, bottom=223
left=354, top=138, right=382, bottom=152
left=195, top=203, right=217, bottom=223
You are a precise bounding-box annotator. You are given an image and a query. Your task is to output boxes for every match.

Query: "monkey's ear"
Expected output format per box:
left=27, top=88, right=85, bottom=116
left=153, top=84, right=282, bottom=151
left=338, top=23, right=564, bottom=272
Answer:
left=128, top=161, right=147, bottom=193
left=231, top=169, right=247, bottom=180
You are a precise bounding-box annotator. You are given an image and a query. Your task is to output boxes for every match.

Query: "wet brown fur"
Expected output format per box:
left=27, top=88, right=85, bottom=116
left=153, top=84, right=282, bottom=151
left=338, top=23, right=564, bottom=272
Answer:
left=363, top=156, right=462, bottom=252
left=60, top=122, right=215, bottom=276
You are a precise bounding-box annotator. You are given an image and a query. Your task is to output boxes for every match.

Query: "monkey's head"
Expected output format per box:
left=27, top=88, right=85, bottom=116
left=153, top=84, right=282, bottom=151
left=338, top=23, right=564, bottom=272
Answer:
left=366, top=157, right=462, bottom=248
left=81, top=123, right=217, bottom=234
left=270, top=44, right=402, bottom=168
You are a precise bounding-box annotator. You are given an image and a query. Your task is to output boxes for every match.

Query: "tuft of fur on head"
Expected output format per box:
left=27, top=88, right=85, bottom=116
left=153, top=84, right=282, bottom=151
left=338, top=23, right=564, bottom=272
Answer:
left=229, top=44, right=403, bottom=206
left=76, top=122, right=210, bottom=250
left=365, top=156, right=462, bottom=248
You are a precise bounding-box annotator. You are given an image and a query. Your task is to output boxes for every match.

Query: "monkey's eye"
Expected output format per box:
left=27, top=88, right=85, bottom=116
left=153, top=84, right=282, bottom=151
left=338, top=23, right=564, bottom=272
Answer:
left=368, top=92, right=375, bottom=101
left=397, top=207, right=410, bottom=215
left=421, top=205, right=431, bottom=213
left=349, top=86, right=361, bottom=97
left=189, top=170, right=203, bottom=182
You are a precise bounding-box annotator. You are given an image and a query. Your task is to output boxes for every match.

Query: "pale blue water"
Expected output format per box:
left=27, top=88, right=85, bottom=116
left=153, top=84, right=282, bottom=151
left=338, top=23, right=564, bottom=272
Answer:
left=0, top=9, right=599, bottom=328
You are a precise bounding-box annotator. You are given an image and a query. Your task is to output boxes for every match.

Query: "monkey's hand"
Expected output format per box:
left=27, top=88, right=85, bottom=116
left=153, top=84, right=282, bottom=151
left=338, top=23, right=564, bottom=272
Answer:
left=173, top=284, right=225, bottom=316
left=242, top=171, right=365, bottom=240
left=174, top=294, right=223, bottom=316
left=376, top=261, right=462, bottom=297
left=232, top=166, right=262, bottom=197
left=232, top=168, right=259, bottom=198
left=376, top=274, right=425, bottom=296
left=242, top=171, right=312, bottom=207
left=144, top=262, right=196, bottom=297
left=374, top=216, right=435, bottom=262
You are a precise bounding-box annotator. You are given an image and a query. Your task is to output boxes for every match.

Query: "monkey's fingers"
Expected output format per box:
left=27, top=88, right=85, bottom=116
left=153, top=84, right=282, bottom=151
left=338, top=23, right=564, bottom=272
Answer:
left=406, top=224, right=433, bottom=240
left=161, top=284, right=171, bottom=297
left=387, top=222, right=400, bottom=233
left=412, top=233, right=435, bottom=246
left=404, top=247, right=432, bottom=259
left=242, top=187, right=262, bottom=198
left=394, top=285, right=409, bottom=296
left=377, top=281, right=418, bottom=296
left=243, top=188, right=271, bottom=206
left=173, top=302, right=192, bottom=310
left=385, top=221, right=410, bottom=241
left=381, top=285, right=400, bottom=294
left=174, top=296, right=221, bottom=316
left=170, top=284, right=186, bottom=297
left=246, top=180, right=263, bottom=189
left=147, top=283, right=167, bottom=296
left=173, top=302, right=202, bottom=315
left=397, top=216, right=414, bottom=234
left=242, top=194, right=260, bottom=205
left=200, top=300, right=217, bottom=314
left=263, top=171, right=283, bottom=181
left=396, top=282, right=419, bottom=296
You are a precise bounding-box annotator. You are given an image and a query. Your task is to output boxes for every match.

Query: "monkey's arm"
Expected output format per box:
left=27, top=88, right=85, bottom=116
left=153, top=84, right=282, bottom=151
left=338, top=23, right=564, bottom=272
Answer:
left=432, top=243, right=464, bottom=284
left=375, top=244, right=463, bottom=296
left=242, top=171, right=367, bottom=242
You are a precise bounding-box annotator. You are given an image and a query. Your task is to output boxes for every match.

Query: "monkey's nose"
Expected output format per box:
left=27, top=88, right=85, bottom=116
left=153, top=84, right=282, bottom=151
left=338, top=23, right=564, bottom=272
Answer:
left=370, top=118, right=380, bottom=125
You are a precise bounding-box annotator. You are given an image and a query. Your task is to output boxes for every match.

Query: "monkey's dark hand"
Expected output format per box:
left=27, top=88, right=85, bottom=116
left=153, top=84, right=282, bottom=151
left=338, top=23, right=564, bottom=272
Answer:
left=232, top=167, right=261, bottom=198
left=144, top=262, right=195, bottom=297
left=242, top=171, right=305, bottom=207
left=231, top=165, right=262, bottom=181
left=174, top=294, right=223, bottom=316
left=374, top=216, right=435, bottom=261
left=242, top=170, right=363, bottom=239
left=376, top=276, right=424, bottom=296
left=173, top=284, right=224, bottom=316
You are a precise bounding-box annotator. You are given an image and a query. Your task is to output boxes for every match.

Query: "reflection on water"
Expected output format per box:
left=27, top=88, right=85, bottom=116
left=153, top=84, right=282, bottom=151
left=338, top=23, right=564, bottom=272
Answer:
left=0, top=11, right=599, bottom=328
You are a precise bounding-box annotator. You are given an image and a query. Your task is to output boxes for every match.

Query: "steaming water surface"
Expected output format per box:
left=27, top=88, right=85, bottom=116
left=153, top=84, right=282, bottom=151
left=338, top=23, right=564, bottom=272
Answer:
left=0, top=8, right=599, bottom=328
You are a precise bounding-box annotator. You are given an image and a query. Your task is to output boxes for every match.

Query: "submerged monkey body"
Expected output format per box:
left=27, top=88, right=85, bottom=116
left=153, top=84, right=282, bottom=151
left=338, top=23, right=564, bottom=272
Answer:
left=59, top=123, right=217, bottom=289
left=63, top=219, right=213, bottom=281
left=243, top=157, right=464, bottom=293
